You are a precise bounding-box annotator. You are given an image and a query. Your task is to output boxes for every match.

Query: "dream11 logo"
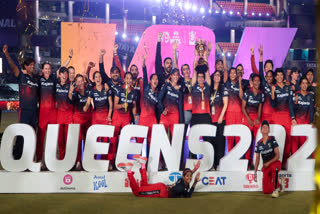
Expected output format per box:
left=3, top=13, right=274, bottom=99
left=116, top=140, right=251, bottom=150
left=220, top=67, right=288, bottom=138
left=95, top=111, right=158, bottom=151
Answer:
left=243, top=173, right=258, bottom=189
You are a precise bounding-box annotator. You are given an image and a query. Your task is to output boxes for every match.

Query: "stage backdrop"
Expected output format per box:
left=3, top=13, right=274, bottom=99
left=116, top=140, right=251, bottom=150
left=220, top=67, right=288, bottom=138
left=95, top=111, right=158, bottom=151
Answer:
left=233, top=27, right=297, bottom=80
left=130, top=25, right=216, bottom=78
left=61, top=22, right=116, bottom=79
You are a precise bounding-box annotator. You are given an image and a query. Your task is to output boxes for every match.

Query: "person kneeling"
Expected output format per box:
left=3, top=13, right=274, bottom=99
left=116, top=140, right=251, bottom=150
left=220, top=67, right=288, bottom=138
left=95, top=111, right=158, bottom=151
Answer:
left=118, top=155, right=200, bottom=198
left=254, top=120, right=285, bottom=198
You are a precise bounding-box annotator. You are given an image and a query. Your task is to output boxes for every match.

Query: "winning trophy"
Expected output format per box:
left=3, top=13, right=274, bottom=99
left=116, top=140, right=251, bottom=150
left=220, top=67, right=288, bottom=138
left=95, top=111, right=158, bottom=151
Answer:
left=195, top=39, right=209, bottom=74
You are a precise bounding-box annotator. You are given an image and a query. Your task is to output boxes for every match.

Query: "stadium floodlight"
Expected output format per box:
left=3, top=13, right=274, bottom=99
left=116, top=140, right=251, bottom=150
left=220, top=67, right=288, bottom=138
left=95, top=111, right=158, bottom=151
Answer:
left=122, top=33, right=127, bottom=39
left=134, top=36, right=139, bottom=42
left=237, top=11, right=240, bottom=15
left=178, top=2, right=183, bottom=8
left=164, top=0, right=168, bottom=3
left=200, top=7, right=205, bottom=14
left=222, top=10, right=226, bottom=14
left=221, top=53, right=225, bottom=56
left=192, top=4, right=197, bottom=12
left=266, top=13, right=270, bottom=16
left=184, top=2, right=191, bottom=10
left=208, top=9, right=212, bottom=14
left=259, top=13, right=262, bottom=16
left=170, top=0, right=175, bottom=7
left=227, top=52, right=231, bottom=57
left=252, top=12, right=255, bottom=16
left=155, top=0, right=161, bottom=2
left=115, top=31, right=119, bottom=36
left=244, top=12, right=247, bottom=15
left=229, top=11, right=233, bottom=15
left=215, top=10, right=219, bottom=14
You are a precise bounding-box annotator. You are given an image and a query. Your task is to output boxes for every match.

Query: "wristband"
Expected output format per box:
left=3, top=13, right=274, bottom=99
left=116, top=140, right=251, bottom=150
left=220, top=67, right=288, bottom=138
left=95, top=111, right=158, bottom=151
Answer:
left=69, top=56, right=72, bottom=58
left=291, top=117, right=296, bottom=120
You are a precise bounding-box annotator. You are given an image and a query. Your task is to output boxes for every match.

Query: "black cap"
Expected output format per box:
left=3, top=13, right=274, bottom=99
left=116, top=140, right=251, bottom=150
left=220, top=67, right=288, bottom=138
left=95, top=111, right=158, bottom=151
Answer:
left=261, top=120, right=270, bottom=127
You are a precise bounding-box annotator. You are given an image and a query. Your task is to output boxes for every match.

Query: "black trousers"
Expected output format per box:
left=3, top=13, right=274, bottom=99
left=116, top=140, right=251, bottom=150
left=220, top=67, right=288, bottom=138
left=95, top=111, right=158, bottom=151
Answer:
left=212, top=120, right=226, bottom=168
left=14, top=108, right=37, bottom=159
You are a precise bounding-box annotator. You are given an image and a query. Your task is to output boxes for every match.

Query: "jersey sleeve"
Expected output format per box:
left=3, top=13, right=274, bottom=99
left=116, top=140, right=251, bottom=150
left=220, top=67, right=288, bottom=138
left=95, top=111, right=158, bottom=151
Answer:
left=223, top=86, right=229, bottom=97
left=107, top=89, right=113, bottom=97
left=254, top=143, right=261, bottom=153
left=242, top=90, right=249, bottom=101
left=272, top=137, right=279, bottom=149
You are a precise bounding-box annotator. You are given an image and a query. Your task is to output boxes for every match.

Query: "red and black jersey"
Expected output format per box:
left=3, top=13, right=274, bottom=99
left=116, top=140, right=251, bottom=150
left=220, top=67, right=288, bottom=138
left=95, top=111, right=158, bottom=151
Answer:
left=242, top=88, right=264, bottom=114
left=114, top=85, right=137, bottom=114
left=224, top=80, right=243, bottom=112
left=158, top=82, right=184, bottom=123
left=99, top=62, right=123, bottom=99
left=40, top=75, right=56, bottom=110
left=210, top=85, right=229, bottom=122
left=17, top=72, right=39, bottom=110
left=140, top=66, right=158, bottom=118
left=90, top=86, right=112, bottom=112
left=271, top=84, right=294, bottom=117
left=261, top=80, right=274, bottom=115
left=133, top=78, right=143, bottom=114
left=294, top=91, right=314, bottom=123
left=71, top=88, right=92, bottom=113
left=55, top=82, right=73, bottom=112
left=255, top=136, right=279, bottom=163
left=191, top=82, right=211, bottom=114
left=181, top=78, right=193, bottom=111
left=290, top=82, right=300, bottom=93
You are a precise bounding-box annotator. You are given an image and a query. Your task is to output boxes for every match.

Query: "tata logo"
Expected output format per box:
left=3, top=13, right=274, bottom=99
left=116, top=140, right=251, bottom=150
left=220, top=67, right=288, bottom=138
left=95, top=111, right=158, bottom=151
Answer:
left=169, top=172, right=182, bottom=183
left=202, top=177, right=227, bottom=185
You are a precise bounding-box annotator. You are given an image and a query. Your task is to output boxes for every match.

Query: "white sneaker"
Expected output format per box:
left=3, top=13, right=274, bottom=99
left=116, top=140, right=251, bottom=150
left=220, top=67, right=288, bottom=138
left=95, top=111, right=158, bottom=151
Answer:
left=271, top=189, right=279, bottom=198
left=117, top=163, right=133, bottom=171
left=133, top=154, right=147, bottom=165
left=279, top=177, right=285, bottom=193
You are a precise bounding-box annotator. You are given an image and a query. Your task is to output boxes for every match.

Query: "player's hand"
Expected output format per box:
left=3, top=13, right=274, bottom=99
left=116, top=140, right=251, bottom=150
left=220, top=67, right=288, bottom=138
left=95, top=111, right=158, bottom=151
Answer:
left=292, top=119, right=297, bottom=126
left=263, top=162, right=270, bottom=168
left=70, top=83, right=75, bottom=93
left=254, top=119, right=259, bottom=125
left=122, top=103, right=128, bottom=109
left=134, top=115, right=139, bottom=122
left=250, top=44, right=254, bottom=55
left=271, top=85, right=276, bottom=93
left=69, top=48, right=73, bottom=57
left=3, top=45, right=8, bottom=55
left=217, top=117, right=223, bottom=124
left=311, top=123, right=315, bottom=128
left=222, top=48, right=227, bottom=55
left=208, top=41, right=212, bottom=52
left=114, top=43, right=119, bottom=54
left=158, top=32, right=163, bottom=41
left=100, top=49, right=106, bottom=56
left=107, top=115, right=112, bottom=122
left=162, top=108, right=168, bottom=116
left=104, top=83, right=109, bottom=91
left=254, top=173, right=257, bottom=182
left=193, top=160, right=200, bottom=172
left=88, top=62, right=95, bottom=68
left=258, top=45, right=263, bottom=56
left=248, top=118, right=254, bottom=127
left=172, top=40, right=178, bottom=51
left=238, top=74, right=243, bottom=82
left=195, top=172, right=201, bottom=182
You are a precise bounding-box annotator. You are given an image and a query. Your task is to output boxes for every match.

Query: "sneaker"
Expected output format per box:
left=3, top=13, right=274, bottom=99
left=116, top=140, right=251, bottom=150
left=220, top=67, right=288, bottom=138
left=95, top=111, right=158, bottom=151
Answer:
left=279, top=177, right=285, bottom=193
left=133, top=154, right=148, bottom=165
left=117, top=163, right=133, bottom=171
left=271, top=189, right=279, bottom=198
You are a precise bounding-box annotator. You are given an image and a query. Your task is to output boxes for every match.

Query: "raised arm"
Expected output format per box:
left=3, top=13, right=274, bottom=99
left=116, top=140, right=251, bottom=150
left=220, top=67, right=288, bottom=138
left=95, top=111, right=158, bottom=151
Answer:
left=84, top=62, right=95, bottom=84
left=56, top=48, right=73, bottom=78
left=113, top=43, right=125, bottom=81
left=205, top=68, right=211, bottom=86
left=3, top=45, right=20, bottom=78
left=191, top=49, right=198, bottom=86
left=99, top=49, right=110, bottom=84
left=222, top=49, right=228, bottom=83
left=155, top=32, right=163, bottom=76
left=142, top=49, right=148, bottom=88
left=172, top=41, right=179, bottom=69
left=250, top=45, right=259, bottom=75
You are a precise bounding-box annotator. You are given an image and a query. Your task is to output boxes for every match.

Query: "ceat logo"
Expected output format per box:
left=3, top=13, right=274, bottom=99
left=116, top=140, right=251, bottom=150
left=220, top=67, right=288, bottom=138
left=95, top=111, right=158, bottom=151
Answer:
left=169, top=172, right=182, bottom=183
left=246, top=173, right=255, bottom=184
left=202, top=177, right=227, bottom=185
left=63, top=174, right=73, bottom=185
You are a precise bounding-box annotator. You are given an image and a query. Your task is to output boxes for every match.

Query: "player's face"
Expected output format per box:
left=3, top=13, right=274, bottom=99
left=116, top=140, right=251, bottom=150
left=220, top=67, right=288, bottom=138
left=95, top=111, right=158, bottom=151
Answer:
left=60, top=72, right=68, bottom=83
left=164, top=59, right=172, bottom=73
left=182, top=65, right=190, bottom=77
left=171, top=71, right=179, bottom=84
left=265, top=72, right=273, bottom=85
left=229, top=69, right=237, bottom=81
left=42, top=64, right=51, bottom=78
left=253, top=76, right=260, bottom=90
left=300, top=79, right=308, bottom=91
left=261, top=124, right=270, bottom=135
left=150, top=75, right=158, bottom=89
left=275, top=72, right=284, bottom=83
left=76, top=76, right=84, bottom=90
left=130, top=66, right=139, bottom=80
left=236, top=66, right=244, bottom=77
left=68, top=68, right=75, bottom=82
left=306, top=72, right=313, bottom=84
left=291, top=72, right=299, bottom=81
left=25, top=62, right=35, bottom=74
left=94, top=72, right=102, bottom=85
left=264, top=62, right=273, bottom=72
left=215, top=61, right=223, bottom=71
left=213, top=72, right=221, bottom=84
left=111, top=69, right=120, bottom=82
left=183, top=172, right=192, bottom=185
left=197, top=73, right=205, bottom=85
left=125, top=73, right=133, bottom=86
